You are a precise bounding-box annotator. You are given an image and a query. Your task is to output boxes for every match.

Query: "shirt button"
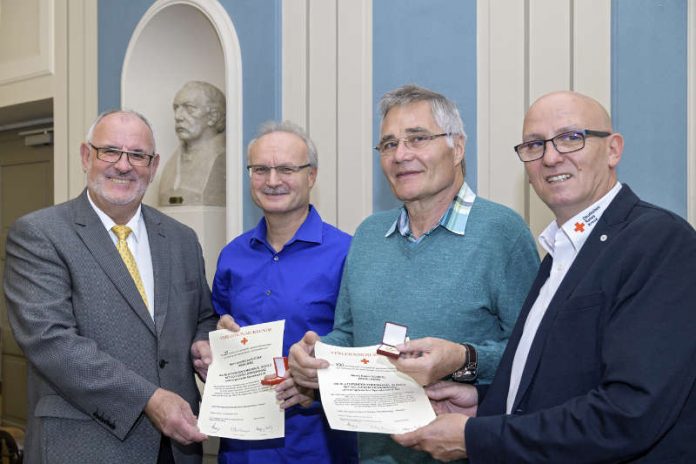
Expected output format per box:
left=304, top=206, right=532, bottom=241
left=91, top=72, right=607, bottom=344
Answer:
left=273, top=255, right=279, bottom=262
left=265, top=290, right=271, bottom=296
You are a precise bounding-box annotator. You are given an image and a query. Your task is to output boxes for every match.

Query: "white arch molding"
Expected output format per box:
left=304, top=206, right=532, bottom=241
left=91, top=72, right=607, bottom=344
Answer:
left=121, top=0, right=242, bottom=285
left=121, top=0, right=243, bottom=245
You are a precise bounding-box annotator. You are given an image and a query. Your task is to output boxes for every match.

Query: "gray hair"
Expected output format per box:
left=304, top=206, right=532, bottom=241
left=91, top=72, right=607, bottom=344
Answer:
left=378, top=84, right=467, bottom=147
left=86, top=109, right=156, bottom=152
left=247, top=120, right=318, bottom=168
left=180, top=81, right=226, bottom=133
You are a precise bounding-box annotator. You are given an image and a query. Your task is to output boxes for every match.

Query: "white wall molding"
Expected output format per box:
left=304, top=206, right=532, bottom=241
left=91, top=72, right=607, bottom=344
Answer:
left=283, top=0, right=372, bottom=233
left=0, top=0, right=54, bottom=86
left=476, top=0, right=527, bottom=215
left=336, top=0, right=372, bottom=232
left=282, top=0, right=308, bottom=128
left=478, top=0, right=611, bottom=239
left=52, top=0, right=98, bottom=204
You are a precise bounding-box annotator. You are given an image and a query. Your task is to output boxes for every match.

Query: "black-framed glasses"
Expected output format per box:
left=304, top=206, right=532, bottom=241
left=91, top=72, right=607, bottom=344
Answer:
left=89, top=143, right=156, bottom=167
left=514, top=129, right=611, bottom=162
left=246, top=164, right=312, bottom=178
left=374, top=132, right=451, bottom=155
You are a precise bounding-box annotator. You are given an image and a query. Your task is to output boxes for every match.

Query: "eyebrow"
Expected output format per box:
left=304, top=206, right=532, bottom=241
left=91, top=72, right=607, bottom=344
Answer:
left=523, top=126, right=581, bottom=142
left=379, top=126, right=432, bottom=142
left=101, top=144, right=150, bottom=154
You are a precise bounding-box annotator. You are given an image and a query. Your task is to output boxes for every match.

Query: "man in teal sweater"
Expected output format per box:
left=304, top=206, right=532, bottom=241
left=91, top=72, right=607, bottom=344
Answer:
left=286, top=84, right=539, bottom=463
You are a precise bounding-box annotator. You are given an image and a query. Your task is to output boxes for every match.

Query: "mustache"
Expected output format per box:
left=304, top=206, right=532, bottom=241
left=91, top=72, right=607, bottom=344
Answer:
left=106, top=170, right=138, bottom=179
left=261, top=186, right=289, bottom=195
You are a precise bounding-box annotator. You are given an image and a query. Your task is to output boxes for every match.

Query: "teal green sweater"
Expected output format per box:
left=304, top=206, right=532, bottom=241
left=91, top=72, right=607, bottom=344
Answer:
left=322, top=196, right=539, bottom=464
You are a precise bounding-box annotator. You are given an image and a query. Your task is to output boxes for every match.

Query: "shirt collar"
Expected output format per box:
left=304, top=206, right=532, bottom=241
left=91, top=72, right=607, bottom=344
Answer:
left=539, top=182, right=622, bottom=256
left=385, top=182, right=477, bottom=240
left=87, top=190, right=144, bottom=242
left=250, top=205, right=323, bottom=249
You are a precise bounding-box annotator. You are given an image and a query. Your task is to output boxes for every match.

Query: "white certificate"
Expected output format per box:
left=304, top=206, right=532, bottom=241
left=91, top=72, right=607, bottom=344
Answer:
left=198, top=320, right=285, bottom=439
left=315, top=341, right=436, bottom=434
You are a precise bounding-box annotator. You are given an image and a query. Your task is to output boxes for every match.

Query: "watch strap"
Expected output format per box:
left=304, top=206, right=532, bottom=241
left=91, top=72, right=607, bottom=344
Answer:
left=450, top=343, right=477, bottom=382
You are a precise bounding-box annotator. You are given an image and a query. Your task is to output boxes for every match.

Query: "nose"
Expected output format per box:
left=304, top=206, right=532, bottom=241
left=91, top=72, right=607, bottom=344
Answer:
left=114, top=151, right=133, bottom=172
left=392, top=140, right=413, bottom=163
left=266, top=168, right=282, bottom=186
left=541, top=140, right=564, bottom=166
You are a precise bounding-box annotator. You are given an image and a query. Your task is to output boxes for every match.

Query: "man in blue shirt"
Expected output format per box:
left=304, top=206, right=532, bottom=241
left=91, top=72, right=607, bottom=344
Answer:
left=212, top=120, right=358, bottom=463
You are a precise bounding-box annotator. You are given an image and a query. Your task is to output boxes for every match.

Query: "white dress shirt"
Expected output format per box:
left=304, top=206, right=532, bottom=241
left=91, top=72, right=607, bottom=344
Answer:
left=506, top=182, right=622, bottom=413
left=87, top=192, right=155, bottom=318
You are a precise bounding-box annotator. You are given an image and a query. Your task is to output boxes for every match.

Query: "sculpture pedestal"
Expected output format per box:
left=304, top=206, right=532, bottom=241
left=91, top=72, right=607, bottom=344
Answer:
left=158, top=206, right=226, bottom=285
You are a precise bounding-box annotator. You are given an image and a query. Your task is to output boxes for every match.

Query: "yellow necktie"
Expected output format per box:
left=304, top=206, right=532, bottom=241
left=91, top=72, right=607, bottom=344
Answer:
left=112, top=225, right=148, bottom=308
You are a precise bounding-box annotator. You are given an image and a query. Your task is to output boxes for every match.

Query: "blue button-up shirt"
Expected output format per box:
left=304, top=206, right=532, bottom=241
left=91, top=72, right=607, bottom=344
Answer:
left=212, top=205, right=357, bottom=463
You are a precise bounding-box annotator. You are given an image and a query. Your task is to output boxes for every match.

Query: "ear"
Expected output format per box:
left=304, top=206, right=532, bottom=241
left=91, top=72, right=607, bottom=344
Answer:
left=607, top=132, right=624, bottom=169
left=208, top=109, right=221, bottom=127
left=80, top=142, right=91, bottom=172
left=452, top=134, right=465, bottom=166
left=307, top=166, right=318, bottom=189
left=148, top=154, right=161, bottom=183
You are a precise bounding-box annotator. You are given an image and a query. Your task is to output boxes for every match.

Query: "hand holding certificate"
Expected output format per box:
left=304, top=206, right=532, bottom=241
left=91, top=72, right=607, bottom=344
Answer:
left=315, top=341, right=436, bottom=434
left=198, top=320, right=285, bottom=439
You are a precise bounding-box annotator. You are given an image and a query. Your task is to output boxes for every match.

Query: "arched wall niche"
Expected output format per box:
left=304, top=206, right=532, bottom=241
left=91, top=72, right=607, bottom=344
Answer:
left=122, top=0, right=242, bottom=280
left=122, top=0, right=242, bottom=234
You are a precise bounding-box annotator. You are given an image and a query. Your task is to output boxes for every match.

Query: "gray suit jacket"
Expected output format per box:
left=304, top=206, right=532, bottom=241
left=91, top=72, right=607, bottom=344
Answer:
left=4, top=190, right=218, bottom=464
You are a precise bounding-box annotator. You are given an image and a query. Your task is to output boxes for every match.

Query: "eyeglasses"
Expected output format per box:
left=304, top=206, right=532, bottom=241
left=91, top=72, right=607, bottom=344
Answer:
left=246, top=164, right=312, bottom=178
left=374, top=132, right=451, bottom=155
left=514, top=129, right=611, bottom=162
left=89, top=143, right=156, bottom=167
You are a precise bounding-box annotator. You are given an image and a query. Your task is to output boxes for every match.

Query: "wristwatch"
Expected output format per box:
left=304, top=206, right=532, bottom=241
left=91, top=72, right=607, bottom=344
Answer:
left=450, top=343, right=477, bottom=382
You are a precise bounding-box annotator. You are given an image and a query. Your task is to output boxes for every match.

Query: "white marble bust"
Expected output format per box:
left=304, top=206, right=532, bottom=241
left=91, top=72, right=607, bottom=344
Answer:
left=159, top=81, right=226, bottom=206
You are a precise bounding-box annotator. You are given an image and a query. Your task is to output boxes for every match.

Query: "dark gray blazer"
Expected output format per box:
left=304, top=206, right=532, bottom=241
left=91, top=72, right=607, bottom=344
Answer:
left=4, top=190, right=218, bottom=464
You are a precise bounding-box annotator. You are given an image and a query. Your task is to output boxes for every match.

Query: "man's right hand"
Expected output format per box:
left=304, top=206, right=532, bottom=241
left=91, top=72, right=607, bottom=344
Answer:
left=217, top=314, right=240, bottom=331
left=288, top=331, right=328, bottom=389
left=144, top=388, right=207, bottom=445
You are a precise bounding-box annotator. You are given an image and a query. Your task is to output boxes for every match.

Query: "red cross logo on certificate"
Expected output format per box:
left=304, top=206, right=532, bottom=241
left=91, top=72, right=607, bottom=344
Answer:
left=574, top=222, right=585, bottom=233
left=241, top=337, right=248, bottom=345
left=360, top=358, right=369, bottom=365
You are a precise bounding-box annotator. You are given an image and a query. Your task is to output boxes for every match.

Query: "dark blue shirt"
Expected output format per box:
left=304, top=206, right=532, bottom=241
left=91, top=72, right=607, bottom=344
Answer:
left=212, top=205, right=358, bottom=464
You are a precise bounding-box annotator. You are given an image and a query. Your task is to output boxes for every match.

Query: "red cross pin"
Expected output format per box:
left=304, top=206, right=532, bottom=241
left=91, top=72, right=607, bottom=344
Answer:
left=574, top=222, right=585, bottom=233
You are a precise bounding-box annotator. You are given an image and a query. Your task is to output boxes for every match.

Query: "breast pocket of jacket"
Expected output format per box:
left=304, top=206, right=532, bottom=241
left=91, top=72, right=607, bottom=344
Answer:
left=547, top=291, right=605, bottom=381
left=170, top=280, right=200, bottom=320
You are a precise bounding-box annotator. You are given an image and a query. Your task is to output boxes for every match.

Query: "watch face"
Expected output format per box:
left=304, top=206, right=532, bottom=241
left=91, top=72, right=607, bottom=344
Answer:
left=452, top=368, right=476, bottom=382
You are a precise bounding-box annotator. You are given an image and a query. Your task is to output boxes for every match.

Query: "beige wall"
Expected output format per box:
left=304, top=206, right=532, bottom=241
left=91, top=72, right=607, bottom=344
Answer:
left=0, top=0, right=97, bottom=205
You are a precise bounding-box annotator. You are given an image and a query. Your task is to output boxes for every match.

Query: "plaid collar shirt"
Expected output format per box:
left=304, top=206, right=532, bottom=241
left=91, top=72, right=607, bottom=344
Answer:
left=385, top=182, right=477, bottom=243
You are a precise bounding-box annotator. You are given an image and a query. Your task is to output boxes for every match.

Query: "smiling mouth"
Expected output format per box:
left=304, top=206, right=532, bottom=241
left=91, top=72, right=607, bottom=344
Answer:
left=546, top=174, right=572, bottom=184
left=396, top=171, right=420, bottom=178
left=109, top=178, right=132, bottom=185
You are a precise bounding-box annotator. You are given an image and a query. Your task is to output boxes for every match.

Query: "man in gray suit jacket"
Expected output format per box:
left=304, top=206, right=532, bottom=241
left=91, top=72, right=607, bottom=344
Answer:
left=4, top=110, right=218, bottom=463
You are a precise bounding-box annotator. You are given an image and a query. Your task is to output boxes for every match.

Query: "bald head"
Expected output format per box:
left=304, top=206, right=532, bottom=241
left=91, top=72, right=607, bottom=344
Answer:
left=524, top=91, right=612, bottom=137
left=520, top=90, right=624, bottom=225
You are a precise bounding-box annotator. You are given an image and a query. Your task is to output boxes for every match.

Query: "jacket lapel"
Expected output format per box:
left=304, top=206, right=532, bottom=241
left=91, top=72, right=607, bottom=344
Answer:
left=72, top=191, right=156, bottom=335
left=492, top=257, right=552, bottom=399
left=511, top=186, right=640, bottom=411
left=143, top=206, right=171, bottom=337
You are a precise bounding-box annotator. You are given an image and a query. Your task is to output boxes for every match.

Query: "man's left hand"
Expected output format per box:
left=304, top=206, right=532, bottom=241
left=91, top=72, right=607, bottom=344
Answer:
left=389, top=337, right=467, bottom=385
left=392, top=414, right=469, bottom=462
left=274, top=375, right=315, bottom=409
left=191, top=340, right=212, bottom=381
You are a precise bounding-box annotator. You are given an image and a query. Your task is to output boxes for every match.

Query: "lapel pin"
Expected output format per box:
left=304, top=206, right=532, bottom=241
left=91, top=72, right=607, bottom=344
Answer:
left=600, top=234, right=608, bottom=242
